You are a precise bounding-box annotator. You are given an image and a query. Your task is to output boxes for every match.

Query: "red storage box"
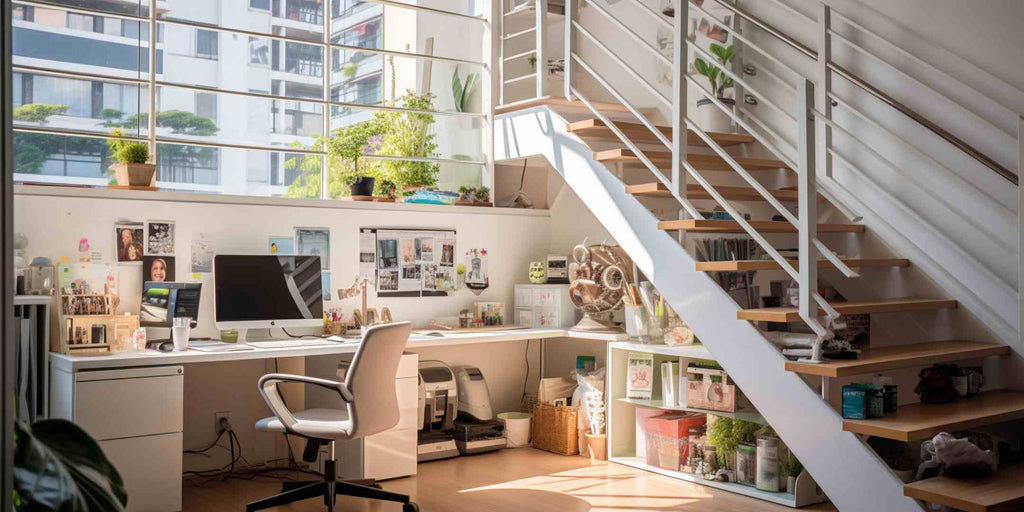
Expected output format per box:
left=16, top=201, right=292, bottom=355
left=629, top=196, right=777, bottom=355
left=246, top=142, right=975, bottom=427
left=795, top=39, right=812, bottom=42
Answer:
left=642, top=413, right=706, bottom=471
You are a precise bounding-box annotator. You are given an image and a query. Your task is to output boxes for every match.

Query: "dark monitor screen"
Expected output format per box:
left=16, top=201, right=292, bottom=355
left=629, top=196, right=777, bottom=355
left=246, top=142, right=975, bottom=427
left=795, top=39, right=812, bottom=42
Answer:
left=213, top=255, right=323, bottom=326
left=140, top=282, right=201, bottom=327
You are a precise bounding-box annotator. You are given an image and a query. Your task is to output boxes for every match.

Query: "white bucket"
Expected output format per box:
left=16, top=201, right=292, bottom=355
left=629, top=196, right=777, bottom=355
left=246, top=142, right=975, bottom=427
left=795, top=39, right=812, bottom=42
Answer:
left=498, top=412, right=532, bottom=448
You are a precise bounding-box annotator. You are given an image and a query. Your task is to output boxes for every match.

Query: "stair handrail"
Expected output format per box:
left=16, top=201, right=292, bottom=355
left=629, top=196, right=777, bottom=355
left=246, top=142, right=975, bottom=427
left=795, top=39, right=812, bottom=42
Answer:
left=691, top=0, right=1017, bottom=185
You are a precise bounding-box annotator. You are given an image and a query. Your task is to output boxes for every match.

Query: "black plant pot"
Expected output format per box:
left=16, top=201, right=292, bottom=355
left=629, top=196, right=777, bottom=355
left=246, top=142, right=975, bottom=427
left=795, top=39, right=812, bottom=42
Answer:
left=350, top=176, right=375, bottom=197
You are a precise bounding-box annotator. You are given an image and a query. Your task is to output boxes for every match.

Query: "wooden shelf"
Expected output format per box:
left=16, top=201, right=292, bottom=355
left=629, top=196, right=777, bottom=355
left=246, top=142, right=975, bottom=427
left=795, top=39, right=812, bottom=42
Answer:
left=615, top=398, right=767, bottom=425
left=608, top=341, right=713, bottom=359
left=903, top=462, right=1024, bottom=512
left=658, top=219, right=865, bottom=234
left=696, top=258, right=908, bottom=272
left=786, top=340, right=1009, bottom=378
left=567, top=119, right=755, bottom=146
left=626, top=182, right=808, bottom=202
left=594, top=148, right=789, bottom=170
left=737, top=298, right=957, bottom=323
left=842, top=390, right=1024, bottom=442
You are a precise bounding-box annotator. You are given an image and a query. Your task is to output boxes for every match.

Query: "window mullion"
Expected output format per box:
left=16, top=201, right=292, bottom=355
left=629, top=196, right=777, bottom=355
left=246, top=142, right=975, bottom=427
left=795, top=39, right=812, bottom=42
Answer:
left=321, top=0, right=332, bottom=201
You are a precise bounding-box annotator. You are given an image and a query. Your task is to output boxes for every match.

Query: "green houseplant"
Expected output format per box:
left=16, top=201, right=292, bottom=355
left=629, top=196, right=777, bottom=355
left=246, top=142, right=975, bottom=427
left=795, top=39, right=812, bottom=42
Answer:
left=451, top=66, right=478, bottom=113
left=106, top=128, right=156, bottom=188
left=693, top=43, right=736, bottom=132
left=326, top=120, right=382, bottom=199
left=707, top=416, right=759, bottom=470
left=374, top=90, right=440, bottom=196
left=14, top=419, right=128, bottom=512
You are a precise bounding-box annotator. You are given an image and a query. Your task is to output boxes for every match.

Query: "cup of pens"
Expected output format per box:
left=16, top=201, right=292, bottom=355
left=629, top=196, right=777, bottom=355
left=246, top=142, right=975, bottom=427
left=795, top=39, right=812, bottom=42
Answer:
left=323, top=308, right=345, bottom=335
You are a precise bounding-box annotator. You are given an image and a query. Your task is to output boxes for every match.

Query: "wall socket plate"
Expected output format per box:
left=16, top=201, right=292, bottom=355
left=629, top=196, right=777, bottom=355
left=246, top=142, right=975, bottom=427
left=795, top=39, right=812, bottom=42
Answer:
left=214, top=411, right=232, bottom=432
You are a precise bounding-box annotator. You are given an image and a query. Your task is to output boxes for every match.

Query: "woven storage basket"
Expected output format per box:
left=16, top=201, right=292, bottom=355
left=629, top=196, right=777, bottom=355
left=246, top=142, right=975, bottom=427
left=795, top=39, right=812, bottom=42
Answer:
left=531, top=403, right=579, bottom=455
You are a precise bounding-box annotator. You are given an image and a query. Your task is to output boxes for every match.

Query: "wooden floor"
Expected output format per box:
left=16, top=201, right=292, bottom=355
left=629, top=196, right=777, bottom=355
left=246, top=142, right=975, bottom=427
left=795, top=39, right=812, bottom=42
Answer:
left=182, top=448, right=837, bottom=512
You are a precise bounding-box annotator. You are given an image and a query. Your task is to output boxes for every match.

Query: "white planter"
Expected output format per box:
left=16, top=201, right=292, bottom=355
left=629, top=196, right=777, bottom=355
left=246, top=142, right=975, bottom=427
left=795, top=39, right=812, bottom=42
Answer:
left=696, top=98, right=736, bottom=133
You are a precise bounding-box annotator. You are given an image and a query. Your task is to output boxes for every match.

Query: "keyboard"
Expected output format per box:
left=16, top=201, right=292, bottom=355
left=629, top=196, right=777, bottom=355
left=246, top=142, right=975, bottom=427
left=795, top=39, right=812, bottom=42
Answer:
left=245, top=339, right=340, bottom=349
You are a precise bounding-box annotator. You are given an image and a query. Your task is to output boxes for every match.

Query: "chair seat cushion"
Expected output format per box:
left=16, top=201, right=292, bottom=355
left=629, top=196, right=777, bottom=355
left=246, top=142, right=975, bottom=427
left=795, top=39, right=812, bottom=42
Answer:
left=255, top=408, right=354, bottom=440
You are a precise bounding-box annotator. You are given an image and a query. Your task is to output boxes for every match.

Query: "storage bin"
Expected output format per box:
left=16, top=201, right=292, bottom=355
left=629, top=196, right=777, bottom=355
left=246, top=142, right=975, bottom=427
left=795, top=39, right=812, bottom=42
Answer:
left=686, top=365, right=745, bottom=412
left=656, top=412, right=706, bottom=471
left=642, top=416, right=662, bottom=467
left=531, top=403, right=579, bottom=455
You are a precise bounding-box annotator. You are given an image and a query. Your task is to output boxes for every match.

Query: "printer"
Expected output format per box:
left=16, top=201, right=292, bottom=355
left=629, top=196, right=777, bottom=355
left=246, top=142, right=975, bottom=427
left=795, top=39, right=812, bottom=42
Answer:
left=452, top=366, right=506, bottom=455
left=417, top=360, right=460, bottom=462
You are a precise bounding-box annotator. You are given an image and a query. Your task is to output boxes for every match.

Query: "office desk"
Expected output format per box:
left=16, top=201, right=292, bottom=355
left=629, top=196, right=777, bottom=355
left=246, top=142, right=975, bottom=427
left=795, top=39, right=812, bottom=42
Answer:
left=48, top=327, right=625, bottom=512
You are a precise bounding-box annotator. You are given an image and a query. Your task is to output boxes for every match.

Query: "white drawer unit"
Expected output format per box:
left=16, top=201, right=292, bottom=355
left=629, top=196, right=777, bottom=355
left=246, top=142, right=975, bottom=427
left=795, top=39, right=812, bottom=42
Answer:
left=306, top=353, right=419, bottom=481
left=50, top=365, right=184, bottom=512
left=514, top=284, right=577, bottom=328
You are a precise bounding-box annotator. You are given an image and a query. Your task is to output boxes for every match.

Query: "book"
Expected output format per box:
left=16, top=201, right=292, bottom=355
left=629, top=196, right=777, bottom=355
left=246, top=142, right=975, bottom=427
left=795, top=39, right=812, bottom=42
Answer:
left=626, top=352, right=654, bottom=400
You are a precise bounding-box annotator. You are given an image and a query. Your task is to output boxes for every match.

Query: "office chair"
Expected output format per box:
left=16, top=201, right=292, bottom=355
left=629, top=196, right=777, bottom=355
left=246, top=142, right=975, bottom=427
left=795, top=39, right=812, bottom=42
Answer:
left=248, top=322, right=419, bottom=512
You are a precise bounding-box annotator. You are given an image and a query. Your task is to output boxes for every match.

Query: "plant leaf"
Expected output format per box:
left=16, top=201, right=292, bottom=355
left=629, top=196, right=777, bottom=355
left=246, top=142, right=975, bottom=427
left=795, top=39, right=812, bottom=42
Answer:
left=461, top=72, right=477, bottom=112
left=451, top=67, right=464, bottom=112
left=694, top=58, right=710, bottom=76
left=15, top=419, right=128, bottom=512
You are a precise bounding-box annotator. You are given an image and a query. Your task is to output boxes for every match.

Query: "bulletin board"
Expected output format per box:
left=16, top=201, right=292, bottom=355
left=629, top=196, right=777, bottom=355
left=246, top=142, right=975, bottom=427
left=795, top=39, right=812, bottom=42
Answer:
left=360, top=228, right=457, bottom=297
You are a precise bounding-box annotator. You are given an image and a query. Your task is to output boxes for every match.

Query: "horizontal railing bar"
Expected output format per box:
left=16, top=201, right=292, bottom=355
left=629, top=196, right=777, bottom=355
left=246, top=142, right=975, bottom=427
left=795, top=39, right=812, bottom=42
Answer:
left=367, top=0, right=487, bottom=23
left=158, top=17, right=322, bottom=45
left=157, top=81, right=323, bottom=104
left=571, top=53, right=672, bottom=148
left=572, top=87, right=701, bottom=218
left=753, top=59, right=799, bottom=94
left=361, top=154, right=487, bottom=165
left=504, top=27, right=537, bottom=40
left=13, top=65, right=147, bottom=85
left=813, top=106, right=1015, bottom=252
left=573, top=21, right=671, bottom=108
left=155, top=137, right=320, bottom=154
left=504, top=73, right=538, bottom=85
left=15, top=0, right=146, bottom=21
left=503, top=50, right=536, bottom=62
left=13, top=125, right=146, bottom=141
left=686, top=116, right=858, bottom=278
left=688, top=38, right=796, bottom=123
left=687, top=0, right=800, bottom=88
left=625, top=0, right=672, bottom=30
left=738, top=105, right=797, bottom=158
left=582, top=0, right=671, bottom=67
left=764, top=0, right=816, bottom=25
left=690, top=0, right=816, bottom=60
left=330, top=43, right=485, bottom=67
left=827, top=61, right=1016, bottom=185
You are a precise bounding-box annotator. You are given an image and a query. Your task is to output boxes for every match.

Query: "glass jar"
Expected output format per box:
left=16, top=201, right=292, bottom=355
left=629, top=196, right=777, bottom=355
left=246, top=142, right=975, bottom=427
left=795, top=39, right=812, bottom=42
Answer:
left=735, top=443, right=757, bottom=486
left=27, top=260, right=55, bottom=296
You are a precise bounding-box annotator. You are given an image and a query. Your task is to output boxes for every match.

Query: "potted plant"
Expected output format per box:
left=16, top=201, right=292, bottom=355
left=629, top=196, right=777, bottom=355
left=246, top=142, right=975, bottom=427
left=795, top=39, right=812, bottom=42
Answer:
left=779, top=451, right=804, bottom=494
left=693, top=43, right=736, bottom=133
left=324, top=120, right=380, bottom=200
left=707, top=416, right=759, bottom=479
left=374, top=90, right=440, bottom=198
left=473, top=186, right=490, bottom=205
left=107, top=128, right=156, bottom=188
left=376, top=179, right=397, bottom=202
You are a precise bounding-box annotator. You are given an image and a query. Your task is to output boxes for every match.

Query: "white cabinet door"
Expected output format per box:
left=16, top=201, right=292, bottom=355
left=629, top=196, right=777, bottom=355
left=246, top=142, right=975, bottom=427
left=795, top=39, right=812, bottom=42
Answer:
left=364, top=428, right=417, bottom=480
left=75, top=374, right=183, bottom=441
left=99, top=433, right=182, bottom=512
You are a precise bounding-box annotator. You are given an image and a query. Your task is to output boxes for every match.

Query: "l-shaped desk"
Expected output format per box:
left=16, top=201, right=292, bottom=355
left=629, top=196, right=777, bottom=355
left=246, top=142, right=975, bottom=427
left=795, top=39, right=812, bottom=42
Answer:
left=48, top=327, right=627, bottom=512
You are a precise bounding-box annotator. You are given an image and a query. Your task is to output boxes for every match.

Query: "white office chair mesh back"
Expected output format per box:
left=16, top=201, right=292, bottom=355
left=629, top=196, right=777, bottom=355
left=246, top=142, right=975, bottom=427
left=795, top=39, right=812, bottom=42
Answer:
left=344, top=321, right=411, bottom=440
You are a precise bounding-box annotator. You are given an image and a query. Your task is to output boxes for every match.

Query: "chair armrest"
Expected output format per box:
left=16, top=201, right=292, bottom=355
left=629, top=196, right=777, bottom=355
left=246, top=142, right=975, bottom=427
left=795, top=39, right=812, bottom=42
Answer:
left=257, top=374, right=354, bottom=433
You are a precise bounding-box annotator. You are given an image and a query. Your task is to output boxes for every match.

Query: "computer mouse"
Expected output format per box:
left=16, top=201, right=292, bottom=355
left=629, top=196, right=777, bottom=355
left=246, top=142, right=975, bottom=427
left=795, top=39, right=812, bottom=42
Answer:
left=146, top=340, right=175, bottom=352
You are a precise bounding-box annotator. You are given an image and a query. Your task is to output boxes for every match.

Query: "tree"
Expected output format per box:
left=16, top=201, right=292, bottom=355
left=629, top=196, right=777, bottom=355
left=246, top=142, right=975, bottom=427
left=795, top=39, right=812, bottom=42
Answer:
left=12, top=104, right=72, bottom=174
left=13, top=103, right=69, bottom=124
left=111, top=110, right=220, bottom=180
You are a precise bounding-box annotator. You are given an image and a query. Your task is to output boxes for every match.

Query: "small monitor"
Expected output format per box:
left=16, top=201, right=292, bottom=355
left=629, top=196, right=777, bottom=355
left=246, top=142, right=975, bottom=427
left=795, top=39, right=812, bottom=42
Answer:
left=140, top=282, right=201, bottom=328
left=213, top=255, right=323, bottom=330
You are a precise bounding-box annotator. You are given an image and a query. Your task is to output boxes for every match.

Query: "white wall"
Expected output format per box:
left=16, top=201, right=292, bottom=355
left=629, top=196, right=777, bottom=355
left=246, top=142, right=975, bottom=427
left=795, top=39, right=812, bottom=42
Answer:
left=16, top=189, right=561, bottom=470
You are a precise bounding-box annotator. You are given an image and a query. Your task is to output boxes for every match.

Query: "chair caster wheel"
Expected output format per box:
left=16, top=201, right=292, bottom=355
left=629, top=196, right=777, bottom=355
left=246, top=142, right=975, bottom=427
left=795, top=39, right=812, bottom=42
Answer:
left=403, top=503, right=419, bottom=512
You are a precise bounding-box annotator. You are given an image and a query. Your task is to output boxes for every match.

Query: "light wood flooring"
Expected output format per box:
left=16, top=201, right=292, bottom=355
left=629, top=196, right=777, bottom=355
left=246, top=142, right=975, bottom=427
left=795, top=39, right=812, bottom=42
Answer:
left=182, top=448, right=837, bottom=512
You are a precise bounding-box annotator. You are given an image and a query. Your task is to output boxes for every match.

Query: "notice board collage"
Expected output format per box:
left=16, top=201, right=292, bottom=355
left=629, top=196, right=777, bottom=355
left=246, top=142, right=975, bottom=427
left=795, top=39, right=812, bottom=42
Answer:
left=360, top=228, right=457, bottom=297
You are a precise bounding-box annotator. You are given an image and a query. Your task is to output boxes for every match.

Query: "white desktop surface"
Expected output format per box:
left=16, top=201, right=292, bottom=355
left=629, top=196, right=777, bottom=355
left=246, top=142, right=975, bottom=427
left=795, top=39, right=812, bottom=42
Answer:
left=49, top=328, right=627, bottom=372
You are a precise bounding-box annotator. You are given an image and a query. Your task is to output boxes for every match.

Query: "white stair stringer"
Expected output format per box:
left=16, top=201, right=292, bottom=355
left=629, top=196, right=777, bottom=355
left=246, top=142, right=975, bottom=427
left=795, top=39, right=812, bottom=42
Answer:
left=495, top=105, right=924, bottom=512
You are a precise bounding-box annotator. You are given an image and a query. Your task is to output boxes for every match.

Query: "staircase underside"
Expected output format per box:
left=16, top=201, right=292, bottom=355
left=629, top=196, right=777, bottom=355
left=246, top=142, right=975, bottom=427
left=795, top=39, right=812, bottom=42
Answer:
left=494, top=104, right=926, bottom=512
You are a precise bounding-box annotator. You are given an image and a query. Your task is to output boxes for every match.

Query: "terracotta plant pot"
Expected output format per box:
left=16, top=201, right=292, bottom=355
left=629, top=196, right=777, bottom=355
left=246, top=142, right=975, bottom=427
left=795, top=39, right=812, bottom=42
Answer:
left=585, top=433, right=607, bottom=461
left=349, top=176, right=375, bottom=198
left=112, top=163, right=157, bottom=187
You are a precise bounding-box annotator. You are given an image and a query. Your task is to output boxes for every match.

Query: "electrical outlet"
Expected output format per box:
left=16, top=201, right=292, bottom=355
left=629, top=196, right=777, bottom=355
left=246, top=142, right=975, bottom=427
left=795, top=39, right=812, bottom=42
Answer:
left=214, top=411, right=232, bottom=432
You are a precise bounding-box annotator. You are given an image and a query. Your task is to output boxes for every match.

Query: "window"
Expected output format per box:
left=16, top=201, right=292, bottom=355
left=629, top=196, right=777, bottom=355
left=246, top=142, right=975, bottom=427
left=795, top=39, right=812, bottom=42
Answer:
left=249, top=37, right=270, bottom=65
left=250, top=0, right=271, bottom=10
left=66, top=13, right=98, bottom=32
left=195, top=29, right=219, bottom=59
left=195, top=92, right=218, bottom=123
left=13, top=5, right=34, bottom=22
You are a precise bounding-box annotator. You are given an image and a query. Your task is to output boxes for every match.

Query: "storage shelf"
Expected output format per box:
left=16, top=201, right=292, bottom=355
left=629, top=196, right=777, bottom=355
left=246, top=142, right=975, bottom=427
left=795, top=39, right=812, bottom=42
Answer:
left=608, top=341, right=713, bottom=359
left=610, top=456, right=800, bottom=507
left=903, top=462, right=1024, bottom=512
left=615, top=397, right=766, bottom=425
left=842, top=390, right=1024, bottom=442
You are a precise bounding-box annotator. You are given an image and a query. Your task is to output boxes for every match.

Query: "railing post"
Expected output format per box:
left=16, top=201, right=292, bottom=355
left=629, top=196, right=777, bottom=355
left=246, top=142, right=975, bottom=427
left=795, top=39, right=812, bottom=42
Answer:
left=497, top=0, right=505, bottom=106
left=535, top=0, right=547, bottom=98
left=1018, top=115, right=1023, bottom=347
left=798, top=79, right=818, bottom=326
left=670, top=0, right=688, bottom=204
left=564, top=0, right=576, bottom=100
left=817, top=3, right=832, bottom=178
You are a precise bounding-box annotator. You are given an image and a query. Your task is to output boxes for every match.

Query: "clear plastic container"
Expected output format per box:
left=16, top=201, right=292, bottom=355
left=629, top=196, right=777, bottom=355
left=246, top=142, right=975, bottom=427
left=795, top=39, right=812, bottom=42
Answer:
left=735, top=443, right=757, bottom=486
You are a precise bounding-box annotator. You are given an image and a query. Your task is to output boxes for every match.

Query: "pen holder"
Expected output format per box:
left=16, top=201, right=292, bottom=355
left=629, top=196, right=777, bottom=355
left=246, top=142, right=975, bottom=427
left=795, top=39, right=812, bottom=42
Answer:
left=647, top=313, right=666, bottom=343
left=625, top=306, right=651, bottom=343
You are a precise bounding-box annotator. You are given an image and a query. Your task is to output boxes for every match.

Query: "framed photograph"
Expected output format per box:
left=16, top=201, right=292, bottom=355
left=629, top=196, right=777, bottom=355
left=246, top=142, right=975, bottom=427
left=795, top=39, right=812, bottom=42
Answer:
left=378, top=239, right=398, bottom=268
left=143, top=256, right=175, bottom=283
left=268, top=236, right=294, bottom=255
left=145, top=221, right=175, bottom=256
left=114, top=223, right=144, bottom=263
left=295, top=228, right=330, bottom=269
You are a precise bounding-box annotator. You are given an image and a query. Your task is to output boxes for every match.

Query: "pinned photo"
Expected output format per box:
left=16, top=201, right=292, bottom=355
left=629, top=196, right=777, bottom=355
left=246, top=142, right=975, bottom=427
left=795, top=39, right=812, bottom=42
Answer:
left=115, top=223, right=144, bottom=263
left=143, top=256, right=175, bottom=283
left=146, top=221, right=175, bottom=256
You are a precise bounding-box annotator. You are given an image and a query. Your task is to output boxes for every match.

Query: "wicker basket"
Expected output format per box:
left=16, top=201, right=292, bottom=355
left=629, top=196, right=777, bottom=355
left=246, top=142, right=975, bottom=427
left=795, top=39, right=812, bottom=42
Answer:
left=531, top=403, right=579, bottom=455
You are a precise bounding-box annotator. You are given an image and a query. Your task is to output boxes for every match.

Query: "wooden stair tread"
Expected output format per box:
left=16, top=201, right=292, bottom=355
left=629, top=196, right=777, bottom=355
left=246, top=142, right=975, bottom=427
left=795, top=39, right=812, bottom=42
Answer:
left=696, top=258, right=909, bottom=272
left=842, top=390, right=1024, bottom=442
left=785, top=340, right=1009, bottom=378
left=658, top=219, right=865, bottom=233
left=567, top=119, right=755, bottom=146
left=495, top=96, right=656, bottom=117
left=737, top=298, right=957, bottom=323
left=904, top=461, right=1024, bottom=512
left=626, top=182, right=809, bottom=202
left=595, top=148, right=789, bottom=170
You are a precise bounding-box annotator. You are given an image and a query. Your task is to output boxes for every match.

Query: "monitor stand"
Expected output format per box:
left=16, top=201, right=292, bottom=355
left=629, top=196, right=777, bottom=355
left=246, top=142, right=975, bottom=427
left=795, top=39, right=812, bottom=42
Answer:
left=239, top=328, right=275, bottom=342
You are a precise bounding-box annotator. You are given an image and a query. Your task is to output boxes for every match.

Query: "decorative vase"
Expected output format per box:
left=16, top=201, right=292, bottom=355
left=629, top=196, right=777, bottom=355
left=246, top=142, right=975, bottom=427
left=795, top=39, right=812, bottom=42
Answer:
left=349, top=176, right=375, bottom=199
left=111, top=162, right=157, bottom=187
left=528, top=261, right=547, bottom=284
left=585, top=433, right=607, bottom=461
left=696, top=97, right=736, bottom=133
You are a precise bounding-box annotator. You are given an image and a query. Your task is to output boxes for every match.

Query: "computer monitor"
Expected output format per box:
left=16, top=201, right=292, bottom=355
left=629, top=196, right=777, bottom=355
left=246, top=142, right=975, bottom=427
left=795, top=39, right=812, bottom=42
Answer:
left=213, top=255, right=323, bottom=330
left=140, top=282, right=201, bottom=328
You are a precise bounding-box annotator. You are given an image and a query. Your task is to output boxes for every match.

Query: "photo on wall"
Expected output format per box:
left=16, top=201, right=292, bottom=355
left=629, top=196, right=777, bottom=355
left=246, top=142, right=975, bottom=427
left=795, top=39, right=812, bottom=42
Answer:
left=145, top=221, right=176, bottom=256
left=114, top=223, right=144, bottom=263
left=268, top=236, right=295, bottom=255
left=143, top=256, right=175, bottom=283
left=295, top=228, right=330, bottom=269
left=378, top=239, right=398, bottom=268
